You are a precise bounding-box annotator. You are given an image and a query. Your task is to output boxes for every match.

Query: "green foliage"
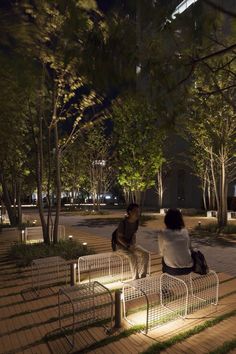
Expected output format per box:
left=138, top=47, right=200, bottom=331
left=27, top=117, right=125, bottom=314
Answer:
left=72, top=122, right=115, bottom=207
left=0, top=0, right=111, bottom=234
left=61, top=136, right=88, bottom=194
left=183, top=49, right=236, bottom=226
left=9, top=239, right=94, bottom=267
left=80, top=2, right=136, bottom=92
left=196, top=223, right=219, bottom=233
left=112, top=94, right=166, bottom=195
left=142, top=309, right=236, bottom=354
left=221, top=224, right=236, bottom=234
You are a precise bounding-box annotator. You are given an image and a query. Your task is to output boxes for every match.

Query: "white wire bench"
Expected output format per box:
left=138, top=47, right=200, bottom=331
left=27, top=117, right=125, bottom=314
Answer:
left=31, top=256, right=68, bottom=295
left=78, top=251, right=133, bottom=284
left=122, top=270, right=219, bottom=333
left=58, top=281, right=113, bottom=348
left=78, top=250, right=151, bottom=285
left=160, top=271, right=219, bottom=316
left=23, top=225, right=66, bottom=243
left=206, top=210, right=217, bottom=218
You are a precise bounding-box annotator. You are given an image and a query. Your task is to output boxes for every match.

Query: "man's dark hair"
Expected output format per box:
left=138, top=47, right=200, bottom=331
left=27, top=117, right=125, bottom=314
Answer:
left=164, top=208, right=185, bottom=230
left=127, top=203, right=139, bottom=215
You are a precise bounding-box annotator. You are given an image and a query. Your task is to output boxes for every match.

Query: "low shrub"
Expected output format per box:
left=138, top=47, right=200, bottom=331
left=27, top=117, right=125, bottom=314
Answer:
left=9, top=239, right=95, bottom=267
left=221, top=224, right=236, bottom=234
left=197, top=223, right=219, bottom=233
left=140, top=214, right=157, bottom=226
left=80, top=210, right=109, bottom=216
left=0, top=224, right=13, bottom=228
left=195, top=222, right=236, bottom=234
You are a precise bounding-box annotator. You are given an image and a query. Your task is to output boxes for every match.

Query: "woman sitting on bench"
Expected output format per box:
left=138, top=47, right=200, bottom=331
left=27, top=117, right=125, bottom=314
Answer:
left=158, top=209, right=193, bottom=276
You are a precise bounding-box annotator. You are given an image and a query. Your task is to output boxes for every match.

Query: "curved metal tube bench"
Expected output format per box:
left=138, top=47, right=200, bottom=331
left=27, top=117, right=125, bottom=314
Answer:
left=78, top=250, right=151, bottom=285
left=31, top=256, right=68, bottom=295
left=58, top=281, right=113, bottom=348
left=122, top=270, right=219, bottom=334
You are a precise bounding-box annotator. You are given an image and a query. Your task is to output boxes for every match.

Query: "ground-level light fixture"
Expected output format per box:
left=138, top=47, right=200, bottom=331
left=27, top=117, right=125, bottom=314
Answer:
left=82, top=242, right=88, bottom=250
left=21, top=229, right=25, bottom=242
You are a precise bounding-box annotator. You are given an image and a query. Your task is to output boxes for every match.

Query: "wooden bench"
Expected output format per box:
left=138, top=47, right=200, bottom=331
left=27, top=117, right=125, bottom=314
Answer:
left=23, top=225, right=66, bottom=243
left=122, top=270, right=219, bottom=333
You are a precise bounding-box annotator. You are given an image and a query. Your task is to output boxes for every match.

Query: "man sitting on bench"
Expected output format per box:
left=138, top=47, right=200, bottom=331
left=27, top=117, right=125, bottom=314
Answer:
left=116, top=203, right=149, bottom=280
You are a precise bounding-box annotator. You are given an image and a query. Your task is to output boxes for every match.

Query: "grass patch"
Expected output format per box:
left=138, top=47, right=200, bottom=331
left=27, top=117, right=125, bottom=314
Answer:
left=209, top=338, right=236, bottom=354
left=221, top=224, right=236, bottom=234
left=54, top=307, right=236, bottom=354
left=8, top=239, right=95, bottom=267
left=75, top=325, right=145, bottom=353
left=142, top=309, right=236, bottom=354
left=79, top=210, right=110, bottom=216
left=195, top=222, right=236, bottom=234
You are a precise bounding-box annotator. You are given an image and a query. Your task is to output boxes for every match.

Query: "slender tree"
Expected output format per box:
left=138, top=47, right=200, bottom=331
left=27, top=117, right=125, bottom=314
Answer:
left=185, top=63, right=236, bottom=228
left=112, top=94, right=166, bottom=207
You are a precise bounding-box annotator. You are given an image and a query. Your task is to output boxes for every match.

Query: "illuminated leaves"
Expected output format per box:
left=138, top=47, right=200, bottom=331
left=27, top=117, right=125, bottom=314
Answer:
left=112, top=94, right=166, bottom=193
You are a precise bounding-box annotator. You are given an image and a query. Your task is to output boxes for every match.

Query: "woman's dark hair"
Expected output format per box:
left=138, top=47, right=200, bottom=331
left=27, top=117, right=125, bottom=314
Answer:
left=127, top=203, right=139, bottom=215
left=164, top=208, right=185, bottom=230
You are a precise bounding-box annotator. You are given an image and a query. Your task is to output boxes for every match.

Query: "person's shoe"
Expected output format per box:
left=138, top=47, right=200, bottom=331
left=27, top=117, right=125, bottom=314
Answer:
left=140, top=273, right=147, bottom=279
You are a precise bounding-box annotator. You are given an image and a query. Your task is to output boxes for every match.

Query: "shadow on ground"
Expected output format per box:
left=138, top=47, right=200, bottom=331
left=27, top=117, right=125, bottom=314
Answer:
left=74, top=216, right=155, bottom=228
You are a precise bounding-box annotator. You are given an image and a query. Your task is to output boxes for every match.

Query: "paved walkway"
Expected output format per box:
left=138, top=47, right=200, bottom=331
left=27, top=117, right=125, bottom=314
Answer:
left=58, top=211, right=236, bottom=276
left=0, top=225, right=236, bottom=353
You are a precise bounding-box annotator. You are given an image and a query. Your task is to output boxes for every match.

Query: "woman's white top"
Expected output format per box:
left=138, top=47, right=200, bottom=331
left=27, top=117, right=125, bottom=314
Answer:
left=158, top=228, right=193, bottom=268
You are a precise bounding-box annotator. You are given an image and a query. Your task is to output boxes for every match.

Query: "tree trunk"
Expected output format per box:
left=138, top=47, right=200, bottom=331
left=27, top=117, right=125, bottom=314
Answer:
left=46, top=128, right=53, bottom=242
left=16, top=177, right=22, bottom=225
left=133, top=190, right=141, bottom=205
left=12, top=179, right=17, bottom=218
left=140, top=190, right=146, bottom=212
left=53, top=123, right=61, bottom=244
left=35, top=64, right=49, bottom=244
left=36, top=113, right=49, bottom=244
left=0, top=171, right=17, bottom=226
left=210, top=149, right=219, bottom=211
left=202, top=170, right=207, bottom=210
left=217, top=158, right=228, bottom=228
left=157, top=168, right=164, bottom=209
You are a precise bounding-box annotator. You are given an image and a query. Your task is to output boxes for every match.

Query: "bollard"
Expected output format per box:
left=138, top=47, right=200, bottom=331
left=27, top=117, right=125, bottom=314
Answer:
left=21, top=230, right=25, bottom=243
left=70, top=262, right=76, bottom=286
left=114, top=289, right=123, bottom=328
